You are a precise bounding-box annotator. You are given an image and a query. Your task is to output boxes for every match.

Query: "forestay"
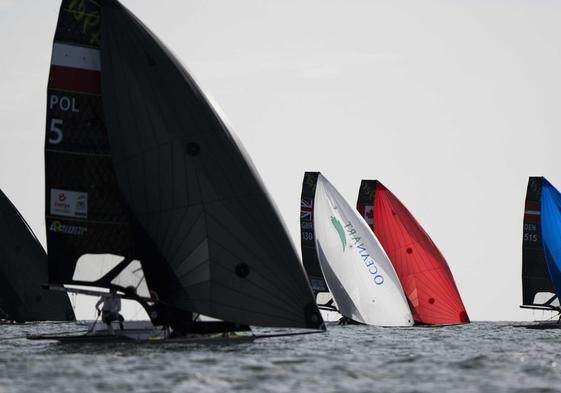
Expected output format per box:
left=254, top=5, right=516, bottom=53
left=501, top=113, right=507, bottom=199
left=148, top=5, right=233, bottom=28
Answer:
left=313, top=174, right=412, bottom=326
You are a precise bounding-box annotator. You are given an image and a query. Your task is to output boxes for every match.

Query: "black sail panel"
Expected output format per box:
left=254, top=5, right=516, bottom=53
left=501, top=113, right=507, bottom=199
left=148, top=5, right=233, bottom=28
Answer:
left=356, top=179, right=377, bottom=228
left=522, top=177, right=557, bottom=306
left=0, top=190, right=74, bottom=321
left=300, top=172, right=328, bottom=294
left=45, top=0, right=136, bottom=285
left=100, top=0, right=323, bottom=329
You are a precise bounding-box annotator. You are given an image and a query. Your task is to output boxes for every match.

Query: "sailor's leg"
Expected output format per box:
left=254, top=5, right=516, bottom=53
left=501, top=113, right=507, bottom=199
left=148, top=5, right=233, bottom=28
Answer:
left=102, top=312, right=116, bottom=335
left=118, top=314, right=124, bottom=330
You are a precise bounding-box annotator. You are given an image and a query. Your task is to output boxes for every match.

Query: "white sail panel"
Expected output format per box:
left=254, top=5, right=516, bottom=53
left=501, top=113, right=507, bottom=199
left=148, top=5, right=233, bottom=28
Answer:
left=313, top=174, right=413, bottom=326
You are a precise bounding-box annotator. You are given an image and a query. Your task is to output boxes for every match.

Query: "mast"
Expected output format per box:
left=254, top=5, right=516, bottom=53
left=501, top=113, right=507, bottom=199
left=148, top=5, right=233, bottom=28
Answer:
left=0, top=189, right=74, bottom=322
left=521, top=177, right=558, bottom=309
left=44, top=0, right=323, bottom=331
left=312, top=174, right=413, bottom=326
left=357, top=180, right=469, bottom=325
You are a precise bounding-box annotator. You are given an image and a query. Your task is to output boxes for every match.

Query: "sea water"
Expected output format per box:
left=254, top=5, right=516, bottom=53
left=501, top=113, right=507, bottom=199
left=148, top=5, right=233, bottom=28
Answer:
left=0, top=321, right=560, bottom=393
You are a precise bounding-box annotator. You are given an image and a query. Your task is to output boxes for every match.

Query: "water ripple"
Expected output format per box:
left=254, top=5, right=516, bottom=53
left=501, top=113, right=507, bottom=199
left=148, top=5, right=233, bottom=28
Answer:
left=3, top=322, right=561, bottom=392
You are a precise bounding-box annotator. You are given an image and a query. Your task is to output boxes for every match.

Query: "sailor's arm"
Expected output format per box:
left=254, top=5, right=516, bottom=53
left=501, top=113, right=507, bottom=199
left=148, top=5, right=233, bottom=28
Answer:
left=95, top=298, right=104, bottom=313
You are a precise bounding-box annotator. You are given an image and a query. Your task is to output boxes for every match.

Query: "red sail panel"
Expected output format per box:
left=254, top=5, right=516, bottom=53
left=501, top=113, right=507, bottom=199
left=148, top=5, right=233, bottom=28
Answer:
left=48, top=65, right=101, bottom=95
left=359, top=181, right=469, bottom=325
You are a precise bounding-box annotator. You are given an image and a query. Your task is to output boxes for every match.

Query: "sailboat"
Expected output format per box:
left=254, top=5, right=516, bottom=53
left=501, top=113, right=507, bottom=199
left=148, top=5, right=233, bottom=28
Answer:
left=32, top=0, right=324, bottom=343
left=356, top=180, right=469, bottom=325
left=521, top=177, right=559, bottom=312
left=300, top=172, right=413, bottom=326
left=519, top=177, right=561, bottom=329
left=0, top=189, right=74, bottom=323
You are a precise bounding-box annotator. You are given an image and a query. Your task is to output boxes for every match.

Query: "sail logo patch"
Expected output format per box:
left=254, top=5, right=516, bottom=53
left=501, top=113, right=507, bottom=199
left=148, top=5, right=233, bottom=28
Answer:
left=49, top=220, right=87, bottom=236
left=50, top=189, right=88, bottom=218
left=330, top=216, right=347, bottom=251
left=301, top=198, right=313, bottom=221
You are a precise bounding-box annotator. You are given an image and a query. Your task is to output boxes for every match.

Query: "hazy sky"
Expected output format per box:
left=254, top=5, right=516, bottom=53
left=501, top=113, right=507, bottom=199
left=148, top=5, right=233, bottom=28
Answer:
left=1, top=0, right=561, bottom=321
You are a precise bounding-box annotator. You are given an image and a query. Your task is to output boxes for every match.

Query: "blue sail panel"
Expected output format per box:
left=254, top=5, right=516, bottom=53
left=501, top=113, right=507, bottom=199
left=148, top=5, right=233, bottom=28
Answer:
left=540, top=179, right=561, bottom=299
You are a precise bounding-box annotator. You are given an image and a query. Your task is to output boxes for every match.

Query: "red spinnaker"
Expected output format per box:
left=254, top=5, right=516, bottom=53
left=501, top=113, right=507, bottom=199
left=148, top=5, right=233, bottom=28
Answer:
left=357, top=181, right=469, bottom=325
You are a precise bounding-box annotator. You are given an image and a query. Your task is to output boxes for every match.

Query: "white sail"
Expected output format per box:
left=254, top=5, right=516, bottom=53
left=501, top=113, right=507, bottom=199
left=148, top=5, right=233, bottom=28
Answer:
left=313, top=174, right=413, bottom=326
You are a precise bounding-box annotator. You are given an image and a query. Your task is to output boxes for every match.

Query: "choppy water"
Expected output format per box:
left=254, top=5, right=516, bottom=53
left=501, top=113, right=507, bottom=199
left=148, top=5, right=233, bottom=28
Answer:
left=1, top=321, right=560, bottom=393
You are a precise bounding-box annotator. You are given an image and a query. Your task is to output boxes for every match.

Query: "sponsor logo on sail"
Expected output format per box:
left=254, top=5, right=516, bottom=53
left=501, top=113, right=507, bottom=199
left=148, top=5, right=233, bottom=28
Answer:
left=344, top=222, right=384, bottom=285
left=330, top=216, right=347, bottom=251
left=50, top=188, right=88, bottom=218
left=49, top=220, right=88, bottom=236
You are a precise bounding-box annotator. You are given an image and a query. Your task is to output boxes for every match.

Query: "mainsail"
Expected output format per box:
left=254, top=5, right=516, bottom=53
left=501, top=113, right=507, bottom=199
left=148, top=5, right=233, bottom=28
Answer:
left=45, top=0, right=323, bottom=331
left=311, top=174, right=412, bottom=326
left=300, top=172, right=328, bottom=294
left=522, top=177, right=558, bottom=309
left=539, top=178, right=561, bottom=306
left=357, top=180, right=469, bottom=325
left=0, top=189, right=74, bottom=322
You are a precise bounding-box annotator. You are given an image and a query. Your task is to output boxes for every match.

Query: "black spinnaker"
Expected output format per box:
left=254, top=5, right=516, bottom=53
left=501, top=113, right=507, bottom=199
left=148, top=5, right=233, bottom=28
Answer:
left=43, top=0, right=323, bottom=335
left=521, top=177, right=558, bottom=310
left=0, top=189, right=74, bottom=322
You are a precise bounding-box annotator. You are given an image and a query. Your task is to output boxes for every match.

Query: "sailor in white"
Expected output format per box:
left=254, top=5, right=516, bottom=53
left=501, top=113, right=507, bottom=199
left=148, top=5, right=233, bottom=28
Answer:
left=95, top=288, right=124, bottom=334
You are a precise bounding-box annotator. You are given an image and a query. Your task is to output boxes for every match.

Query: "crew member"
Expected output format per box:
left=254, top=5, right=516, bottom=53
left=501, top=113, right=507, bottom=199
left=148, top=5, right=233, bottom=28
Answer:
left=95, top=288, right=124, bottom=334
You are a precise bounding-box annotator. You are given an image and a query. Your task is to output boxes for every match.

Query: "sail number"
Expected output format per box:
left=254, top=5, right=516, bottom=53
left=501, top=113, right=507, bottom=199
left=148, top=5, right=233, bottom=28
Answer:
left=524, top=232, right=538, bottom=243
left=48, top=95, right=80, bottom=145
left=523, top=223, right=538, bottom=243
left=49, top=119, right=63, bottom=144
left=302, top=231, right=314, bottom=241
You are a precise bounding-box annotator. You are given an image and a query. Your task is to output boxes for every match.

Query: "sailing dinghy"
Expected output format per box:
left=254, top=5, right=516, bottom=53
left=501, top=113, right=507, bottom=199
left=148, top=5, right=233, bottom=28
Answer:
left=518, top=177, right=561, bottom=329
left=300, top=172, right=413, bottom=326
left=0, top=189, right=74, bottom=323
left=520, top=177, right=559, bottom=314
left=31, top=0, right=324, bottom=343
left=357, top=180, right=469, bottom=325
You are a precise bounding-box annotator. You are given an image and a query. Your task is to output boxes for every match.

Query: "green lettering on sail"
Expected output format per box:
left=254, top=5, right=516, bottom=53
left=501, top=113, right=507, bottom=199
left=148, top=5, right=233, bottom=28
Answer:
left=330, top=216, right=346, bottom=251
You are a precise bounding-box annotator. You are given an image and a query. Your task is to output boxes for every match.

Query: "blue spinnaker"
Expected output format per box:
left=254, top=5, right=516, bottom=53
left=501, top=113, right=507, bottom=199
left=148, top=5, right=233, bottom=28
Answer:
left=540, top=179, right=561, bottom=298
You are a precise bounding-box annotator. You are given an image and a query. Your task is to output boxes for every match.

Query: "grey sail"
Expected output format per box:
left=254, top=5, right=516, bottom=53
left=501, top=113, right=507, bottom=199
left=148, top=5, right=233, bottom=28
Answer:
left=99, top=0, right=323, bottom=329
left=0, top=189, right=74, bottom=321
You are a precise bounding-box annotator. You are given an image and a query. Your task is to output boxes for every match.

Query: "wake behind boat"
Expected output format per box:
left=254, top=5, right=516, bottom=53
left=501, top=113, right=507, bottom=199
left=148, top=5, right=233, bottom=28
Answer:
left=33, top=0, right=324, bottom=343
